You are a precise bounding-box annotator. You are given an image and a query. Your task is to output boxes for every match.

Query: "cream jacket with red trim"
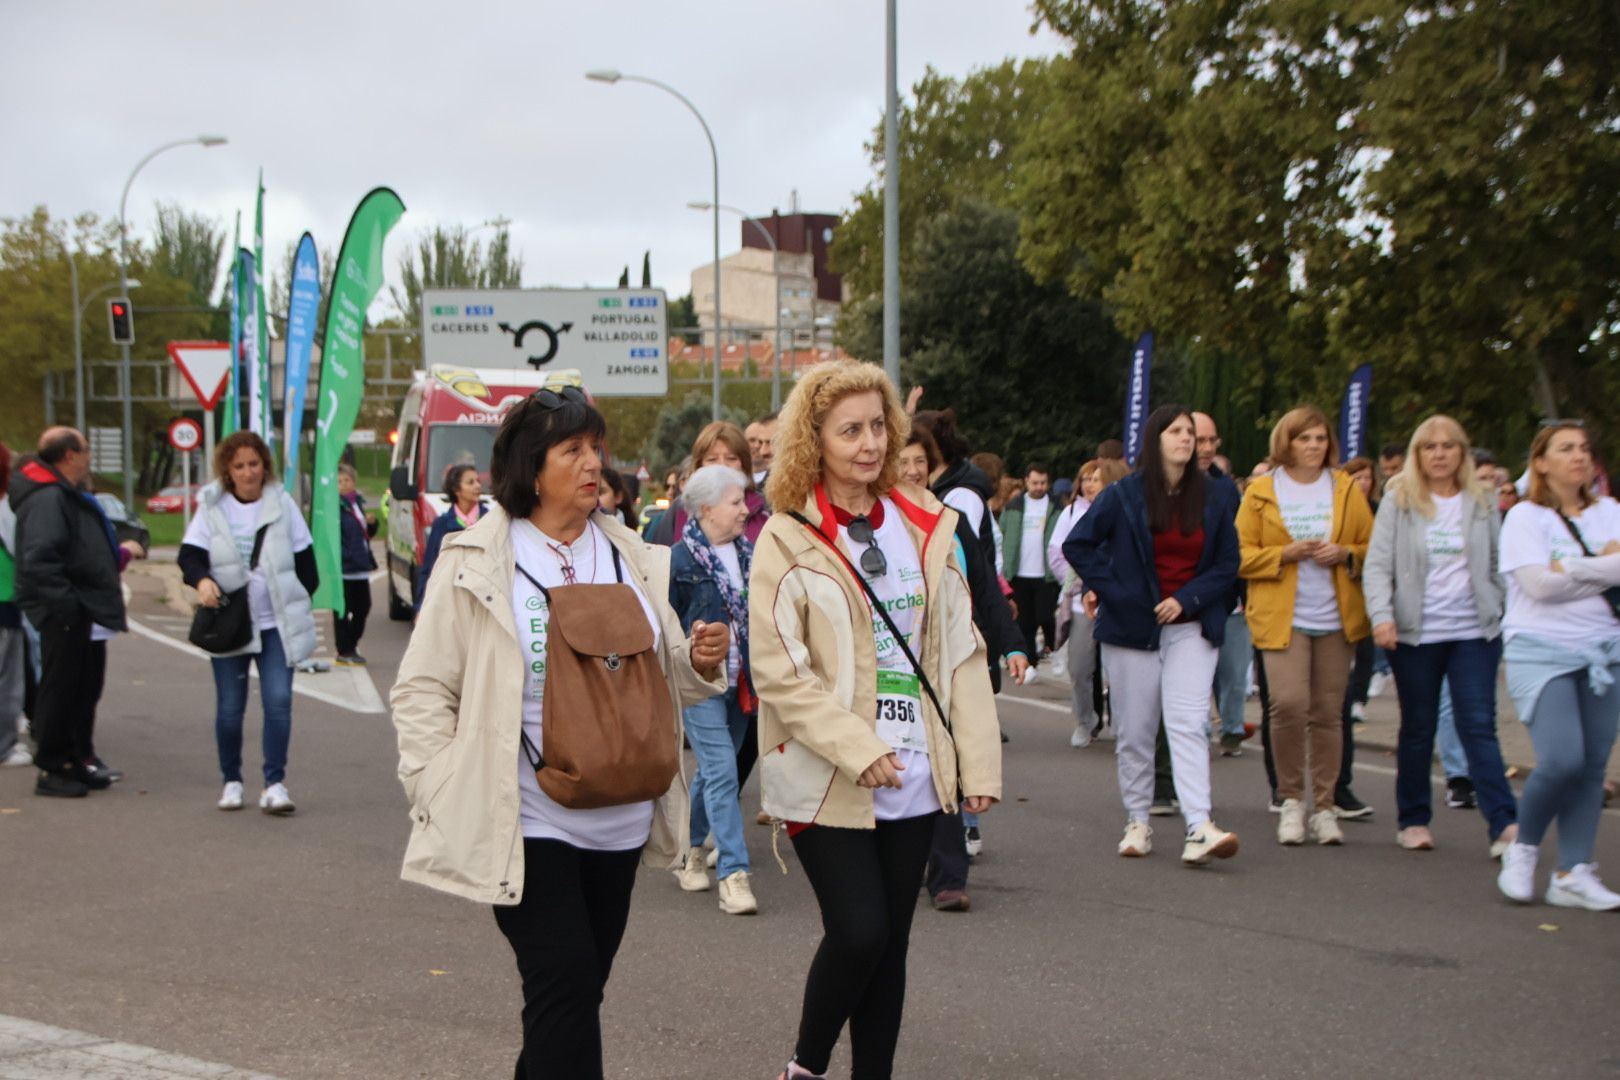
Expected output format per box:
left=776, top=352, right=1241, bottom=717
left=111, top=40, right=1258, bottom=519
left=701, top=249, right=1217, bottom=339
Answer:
left=747, top=482, right=1003, bottom=829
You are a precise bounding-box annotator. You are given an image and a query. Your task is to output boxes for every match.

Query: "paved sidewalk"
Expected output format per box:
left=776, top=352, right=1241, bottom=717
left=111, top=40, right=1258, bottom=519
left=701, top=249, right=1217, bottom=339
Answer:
left=0, top=1016, right=281, bottom=1080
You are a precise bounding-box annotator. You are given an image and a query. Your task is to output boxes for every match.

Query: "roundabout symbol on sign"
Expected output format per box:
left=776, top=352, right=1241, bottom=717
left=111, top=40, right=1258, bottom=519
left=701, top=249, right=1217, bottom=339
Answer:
left=497, top=319, right=574, bottom=369
left=168, top=418, right=203, bottom=452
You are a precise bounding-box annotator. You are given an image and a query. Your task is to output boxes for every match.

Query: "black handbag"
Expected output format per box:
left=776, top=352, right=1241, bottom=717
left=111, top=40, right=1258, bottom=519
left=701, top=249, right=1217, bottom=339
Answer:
left=1556, top=512, right=1620, bottom=622
left=189, top=526, right=269, bottom=654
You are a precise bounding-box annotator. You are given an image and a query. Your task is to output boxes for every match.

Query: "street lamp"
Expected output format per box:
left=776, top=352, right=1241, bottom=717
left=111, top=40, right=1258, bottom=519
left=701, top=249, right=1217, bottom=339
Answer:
left=588, top=69, right=722, bottom=420
left=116, top=134, right=227, bottom=506
left=688, top=201, right=784, bottom=411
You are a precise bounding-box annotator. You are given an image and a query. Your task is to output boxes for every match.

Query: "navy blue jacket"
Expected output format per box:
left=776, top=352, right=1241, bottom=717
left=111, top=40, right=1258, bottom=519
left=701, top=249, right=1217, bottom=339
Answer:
left=1062, top=472, right=1240, bottom=650
left=415, top=501, right=488, bottom=610
left=339, top=492, right=379, bottom=575
left=668, top=539, right=751, bottom=683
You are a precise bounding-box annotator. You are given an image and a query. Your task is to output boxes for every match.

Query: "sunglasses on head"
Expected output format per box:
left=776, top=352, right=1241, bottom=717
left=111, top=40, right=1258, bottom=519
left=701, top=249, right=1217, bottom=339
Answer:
left=531, top=385, right=587, bottom=410
left=845, top=516, right=888, bottom=578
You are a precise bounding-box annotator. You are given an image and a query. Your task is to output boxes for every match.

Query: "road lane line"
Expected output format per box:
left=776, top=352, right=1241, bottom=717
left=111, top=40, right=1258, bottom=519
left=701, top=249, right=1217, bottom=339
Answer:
left=0, top=1013, right=283, bottom=1079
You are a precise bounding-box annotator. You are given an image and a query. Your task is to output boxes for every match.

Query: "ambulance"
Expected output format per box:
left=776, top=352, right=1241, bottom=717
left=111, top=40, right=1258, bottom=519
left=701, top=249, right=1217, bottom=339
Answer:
left=385, top=364, right=587, bottom=618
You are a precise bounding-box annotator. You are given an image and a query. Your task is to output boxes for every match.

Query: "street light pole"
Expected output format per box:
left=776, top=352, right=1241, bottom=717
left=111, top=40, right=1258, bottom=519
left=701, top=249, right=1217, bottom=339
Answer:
left=116, top=134, right=227, bottom=506
left=688, top=201, right=783, bottom=411
left=587, top=69, right=722, bottom=420
left=50, top=238, right=84, bottom=432
left=882, top=0, right=901, bottom=388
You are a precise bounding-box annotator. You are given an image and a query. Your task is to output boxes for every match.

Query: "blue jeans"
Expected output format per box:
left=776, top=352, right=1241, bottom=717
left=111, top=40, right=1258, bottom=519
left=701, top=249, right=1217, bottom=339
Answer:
left=1517, top=664, right=1620, bottom=871
left=211, top=628, right=294, bottom=785
left=1212, top=612, right=1251, bottom=737
left=686, top=689, right=751, bottom=877
left=1435, top=682, right=1468, bottom=779
left=1387, top=638, right=1515, bottom=836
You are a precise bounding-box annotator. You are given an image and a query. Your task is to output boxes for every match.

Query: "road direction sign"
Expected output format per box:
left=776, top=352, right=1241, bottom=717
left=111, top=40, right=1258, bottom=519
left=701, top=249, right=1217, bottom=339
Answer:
left=420, top=288, right=669, bottom=396
left=168, top=418, right=203, bottom=452
left=167, top=341, right=233, bottom=410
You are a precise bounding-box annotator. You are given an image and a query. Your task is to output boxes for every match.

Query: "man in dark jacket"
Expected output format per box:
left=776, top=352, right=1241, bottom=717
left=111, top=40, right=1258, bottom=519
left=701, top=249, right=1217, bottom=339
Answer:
left=12, top=427, right=142, bottom=797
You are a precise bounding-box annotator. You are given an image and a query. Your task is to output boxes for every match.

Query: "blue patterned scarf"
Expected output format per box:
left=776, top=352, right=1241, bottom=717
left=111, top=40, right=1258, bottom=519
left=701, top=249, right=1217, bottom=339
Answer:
left=682, top=514, right=751, bottom=662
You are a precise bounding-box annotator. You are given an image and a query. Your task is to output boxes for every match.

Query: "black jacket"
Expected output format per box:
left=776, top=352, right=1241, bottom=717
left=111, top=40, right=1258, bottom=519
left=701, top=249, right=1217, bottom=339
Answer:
left=339, top=492, right=379, bottom=574
left=932, top=459, right=1026, bottom=661
left=9, top=459, right=126, bottom=633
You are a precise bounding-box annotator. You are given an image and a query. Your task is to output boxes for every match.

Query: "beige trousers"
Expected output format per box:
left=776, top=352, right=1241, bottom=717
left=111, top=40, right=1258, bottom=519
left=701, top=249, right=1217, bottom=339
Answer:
left=1261, top=631, right=1354, bottom=811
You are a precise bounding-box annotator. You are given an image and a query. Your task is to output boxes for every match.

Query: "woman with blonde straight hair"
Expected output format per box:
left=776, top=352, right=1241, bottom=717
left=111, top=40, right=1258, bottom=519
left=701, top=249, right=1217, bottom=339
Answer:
left=1363, top=415, right=1515, bottom=854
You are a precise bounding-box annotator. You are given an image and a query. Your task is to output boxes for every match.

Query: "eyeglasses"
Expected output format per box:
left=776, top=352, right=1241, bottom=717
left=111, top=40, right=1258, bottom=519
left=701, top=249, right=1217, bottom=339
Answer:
left=845, top=516, right=888, bottom=578
left=1538, top=418, right=1586, bottom=429
left=531, top=385, right=587, bottom=410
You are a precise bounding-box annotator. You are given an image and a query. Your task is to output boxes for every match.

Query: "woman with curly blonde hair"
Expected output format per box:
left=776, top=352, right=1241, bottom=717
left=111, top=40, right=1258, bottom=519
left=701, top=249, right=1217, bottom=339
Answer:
left=752, top=361, right=1002, bottom=1080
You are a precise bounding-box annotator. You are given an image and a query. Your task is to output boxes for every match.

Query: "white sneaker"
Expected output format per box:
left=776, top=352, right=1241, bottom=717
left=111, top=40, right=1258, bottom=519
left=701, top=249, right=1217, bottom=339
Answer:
left=676, top=847, right=710, bottom=892
left=1310, top=809, right=1344, bottom=846
left=1118, top=820, right=1152, bottom=857
left=1182, top=820, right=1239, bottom=865
left=1489, top=824, right=1519, bottom=861
left=1069, top=723, right=1091, bottom=748
left=1, top=745, right=33, bottom=768
left=964, top=826, right=983, bottom=857
left=717, top=870, right=758, bottom=915
left=1349, top=701, right=1367, bottom=723
left=259, top=782, right=295, bottom=815
left=1545, top=863, right=1620, bottom=911
left=706, top=846, right=719, bottom=868
left=1497, top=842, right=1538, bottom=903
left=1277, top=799, right=1306, bottom=845
left=1048, top=652, right=1068, bottom=679
left=1367, top=672, right=1391, bottom=698
left=218, top=781, right=244, bottom=811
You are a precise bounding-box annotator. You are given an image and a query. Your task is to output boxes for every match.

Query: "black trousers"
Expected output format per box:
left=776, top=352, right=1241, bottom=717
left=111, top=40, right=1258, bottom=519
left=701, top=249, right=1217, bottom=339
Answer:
left=791, top=814, right=936, bottom=1079
left=735, top=711, right=759, bottom=791
left=333, top=578, right=372, bottom=657
left=924, top=811, right=969, bottom=897
left=33, top=619, right=106, bottom=773
left=1010, top=577, right=1059, bottom=657
left=493, top=838, right=642, bottom=1080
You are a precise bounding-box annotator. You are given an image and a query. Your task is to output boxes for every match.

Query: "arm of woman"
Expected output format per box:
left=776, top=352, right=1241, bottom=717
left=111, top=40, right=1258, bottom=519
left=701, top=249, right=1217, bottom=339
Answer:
left=642, top=542, right=727, bottom=708
left=1511, top=563, right=1617, bottom=603
left=1061, top=486, right=1124, bottom=605
left=416, top=517, right=451, bottom=610
left=390, top=552, right=470, bottom=805
left=1361, top=497, right=1399, bottom=630
left=293, top=547, right=318, bottom=597
left=1339, top=481, right=1374, bottom=574
left=1563, top=552, right=1620, bottom=588
left=1046, top=504, right=1077, bottom=583
left=1236, top=488, right=1286, bottom=580
left=944, top=574, right=1003, bottom=808
left=748, top=543, right=896, bottom=781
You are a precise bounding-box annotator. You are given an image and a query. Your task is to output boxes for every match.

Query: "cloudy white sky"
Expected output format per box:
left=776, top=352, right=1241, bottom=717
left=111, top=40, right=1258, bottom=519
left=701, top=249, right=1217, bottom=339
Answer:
left=2, top=1, right=1061, bottom=315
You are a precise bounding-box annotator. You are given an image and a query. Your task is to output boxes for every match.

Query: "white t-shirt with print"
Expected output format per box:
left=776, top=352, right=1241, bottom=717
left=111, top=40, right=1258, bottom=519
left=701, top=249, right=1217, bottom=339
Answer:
left=1272, top=471, right=1340, bottom=631
left=510, top=518, right=661, bottom=850
left=1419, top=492, right=1483, bottom=644
left=1499, top=498, right=1620, bottom=647
left=838, top=498, right=943, bottom=822
left=1016, top=494, right=1050, bottom=579
left=183, top=490, right=313, bottom=631
left=942, top=487, right=987, bottom=538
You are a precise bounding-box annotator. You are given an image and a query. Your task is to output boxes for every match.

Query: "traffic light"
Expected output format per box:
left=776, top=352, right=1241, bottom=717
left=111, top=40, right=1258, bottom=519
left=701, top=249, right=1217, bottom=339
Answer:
left=108, top=298, right=134, bottom=345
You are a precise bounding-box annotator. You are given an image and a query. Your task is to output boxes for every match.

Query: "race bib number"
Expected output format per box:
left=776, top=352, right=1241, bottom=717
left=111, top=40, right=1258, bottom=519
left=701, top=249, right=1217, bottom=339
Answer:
left=874, top=669, right=928, bottom=754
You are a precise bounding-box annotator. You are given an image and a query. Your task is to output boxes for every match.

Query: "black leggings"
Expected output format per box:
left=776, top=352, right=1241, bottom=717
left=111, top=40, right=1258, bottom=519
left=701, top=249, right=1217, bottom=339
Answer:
left=493, top=838, right=642, bottom=1080
left=790, top=814, right=937, bottom=1079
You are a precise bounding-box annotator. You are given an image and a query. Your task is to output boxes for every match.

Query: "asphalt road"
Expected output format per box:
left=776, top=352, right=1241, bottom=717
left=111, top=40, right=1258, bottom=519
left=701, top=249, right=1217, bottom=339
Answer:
left=1, top=569, right=1616, bottom=1079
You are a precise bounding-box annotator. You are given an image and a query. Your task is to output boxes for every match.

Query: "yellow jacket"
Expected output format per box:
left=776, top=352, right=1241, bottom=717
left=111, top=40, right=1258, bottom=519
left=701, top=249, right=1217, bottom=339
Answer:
left=747, top=482, right=1003, bottom=829
left=1237, top=470, right=1373, bottom=649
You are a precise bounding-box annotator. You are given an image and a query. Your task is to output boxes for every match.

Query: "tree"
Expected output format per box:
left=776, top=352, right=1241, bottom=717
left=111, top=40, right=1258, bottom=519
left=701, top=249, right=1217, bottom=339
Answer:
left=391, top=222, right=523, bottom=328
left=667, top=292, right=699, bottom=344
left=641, top=251, right=651, bottom=289
left=147, top=202, right=227, bottom=304
left=638, top=391, right=750, bottom=474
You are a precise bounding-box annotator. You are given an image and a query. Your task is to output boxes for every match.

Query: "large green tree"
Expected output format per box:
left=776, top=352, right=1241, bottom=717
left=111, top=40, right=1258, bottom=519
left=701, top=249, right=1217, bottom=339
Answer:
left=147, top=201, right=227, bottom=304
left=392, top=222, right=523, bottom=328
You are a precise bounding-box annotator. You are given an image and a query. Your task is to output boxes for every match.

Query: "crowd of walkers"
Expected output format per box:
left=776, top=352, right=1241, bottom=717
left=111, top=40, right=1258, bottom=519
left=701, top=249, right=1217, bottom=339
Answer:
left=5, top=364, right=1616, bottom=1080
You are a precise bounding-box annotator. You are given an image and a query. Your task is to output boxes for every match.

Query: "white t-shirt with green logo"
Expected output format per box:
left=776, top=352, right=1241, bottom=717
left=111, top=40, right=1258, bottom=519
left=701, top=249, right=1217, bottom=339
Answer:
left=1500, top=498, right=1620, bottom=647
left=839, top=498, right=942, bottom=822
left=1272, top=470, right=1341, bottom=632
left=1419, top=492, right=1483, bottom=644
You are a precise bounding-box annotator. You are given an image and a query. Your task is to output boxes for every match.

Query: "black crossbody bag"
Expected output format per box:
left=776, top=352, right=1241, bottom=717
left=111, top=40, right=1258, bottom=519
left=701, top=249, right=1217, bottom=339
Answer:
left=1556, top=511, right=1620, bottom=622
left=189, top=526, right=268, bottom=654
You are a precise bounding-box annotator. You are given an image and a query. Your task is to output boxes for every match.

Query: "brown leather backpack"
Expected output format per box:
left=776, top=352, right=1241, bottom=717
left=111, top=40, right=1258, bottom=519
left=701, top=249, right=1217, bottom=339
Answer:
left=517, top=543, right=678, bottom=809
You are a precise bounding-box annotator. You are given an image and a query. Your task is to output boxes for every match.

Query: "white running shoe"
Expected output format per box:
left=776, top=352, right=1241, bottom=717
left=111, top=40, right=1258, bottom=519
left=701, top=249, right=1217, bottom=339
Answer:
left=1118, top=820, right=1152, bottom=857
left=1182, top=821, right=1239, bottom=865
left=1, top=746, right=33, bottom=768
left=259, top=782, right=295, bottom=815
left=1545, top=863, right=1620, bottom=911
left=964, top=826, right=983, bottom=857
left=1309, top=809, right=1344, bottom=846
left=676, top=847, right=710, bottom=892
left=706, top=846, right=719, bottom=868
left=1489, top=824, right=1519, bottom=861
left=1497, top=842, right=1537, bottom=903
left=1277, top=799, right=1306, bottom=845
left=717, top=870, right=758, bottom=915
left=218, top=781, right=244, bottom=811
left=1367, top=672, right=1391, bottom=698
left=1048, top=652, right=1068, bottom=679
left=1069, top=724, right=1091, bottom=748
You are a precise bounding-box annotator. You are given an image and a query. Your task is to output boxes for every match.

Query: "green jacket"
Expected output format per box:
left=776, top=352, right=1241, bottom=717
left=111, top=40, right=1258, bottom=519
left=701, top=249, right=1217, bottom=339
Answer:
left=999, top=494, right=1062, bottom=582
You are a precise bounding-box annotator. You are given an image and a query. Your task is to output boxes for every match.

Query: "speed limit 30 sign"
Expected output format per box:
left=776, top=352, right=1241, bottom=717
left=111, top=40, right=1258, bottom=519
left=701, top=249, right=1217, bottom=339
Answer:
left=168, top=418, right=203, bottom=452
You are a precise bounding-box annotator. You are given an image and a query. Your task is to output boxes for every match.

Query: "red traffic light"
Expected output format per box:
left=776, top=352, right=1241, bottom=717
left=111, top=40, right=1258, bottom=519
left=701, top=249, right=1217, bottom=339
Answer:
left=108, top=297, right=134, bottom=345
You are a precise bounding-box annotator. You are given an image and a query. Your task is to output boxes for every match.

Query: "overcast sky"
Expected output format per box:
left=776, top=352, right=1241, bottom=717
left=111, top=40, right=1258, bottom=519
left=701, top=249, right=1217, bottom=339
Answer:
left=2, top=0, right=1060, bottom=316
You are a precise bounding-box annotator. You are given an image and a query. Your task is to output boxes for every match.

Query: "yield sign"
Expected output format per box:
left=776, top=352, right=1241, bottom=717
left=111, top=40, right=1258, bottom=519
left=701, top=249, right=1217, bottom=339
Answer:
left=167, top=341, right=233, bottom=410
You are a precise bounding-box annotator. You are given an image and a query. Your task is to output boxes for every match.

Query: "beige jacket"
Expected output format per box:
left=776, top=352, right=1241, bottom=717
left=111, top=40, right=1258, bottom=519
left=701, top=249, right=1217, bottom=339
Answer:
left=747, top=482, right=1003, bottom=829
left=390, top=507, right=724, bottom=906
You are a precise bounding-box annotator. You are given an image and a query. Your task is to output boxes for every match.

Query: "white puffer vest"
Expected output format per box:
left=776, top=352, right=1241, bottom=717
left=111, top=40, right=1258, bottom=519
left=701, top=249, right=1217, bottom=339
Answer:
left=197, top=481, right=317, bottom=663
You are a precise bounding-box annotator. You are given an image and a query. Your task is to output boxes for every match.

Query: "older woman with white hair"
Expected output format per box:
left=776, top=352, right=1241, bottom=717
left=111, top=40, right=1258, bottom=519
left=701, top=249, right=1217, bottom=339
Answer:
left=668, top=463, right=760, bottom=914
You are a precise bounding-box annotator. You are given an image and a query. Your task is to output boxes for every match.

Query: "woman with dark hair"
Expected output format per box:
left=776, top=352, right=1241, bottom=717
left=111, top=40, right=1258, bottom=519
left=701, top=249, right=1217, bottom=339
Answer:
left=180, top=431, right=319, bottom=814
left=1064, top=404, right=1243, bottom=865
left=0, top=441, right=29, bottom=769
left=597, top=466, right=637, bottom=529
left=392, top=387, right=728, bottom=1075
left=646, top=422, right=768, bottom=547
left=415, top=463, right=487, bottom=612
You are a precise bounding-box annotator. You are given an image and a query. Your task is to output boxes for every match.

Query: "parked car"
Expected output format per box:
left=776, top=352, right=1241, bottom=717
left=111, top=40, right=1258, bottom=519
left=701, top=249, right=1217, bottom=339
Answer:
left=146, top=484, right=202, bottom=514
left=94, top=493, right=151, bottom=553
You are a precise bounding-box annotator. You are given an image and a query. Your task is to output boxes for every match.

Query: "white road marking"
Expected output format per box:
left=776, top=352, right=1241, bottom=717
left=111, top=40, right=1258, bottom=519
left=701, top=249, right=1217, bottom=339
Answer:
left=0, top=1013, right=282, bottom=1079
